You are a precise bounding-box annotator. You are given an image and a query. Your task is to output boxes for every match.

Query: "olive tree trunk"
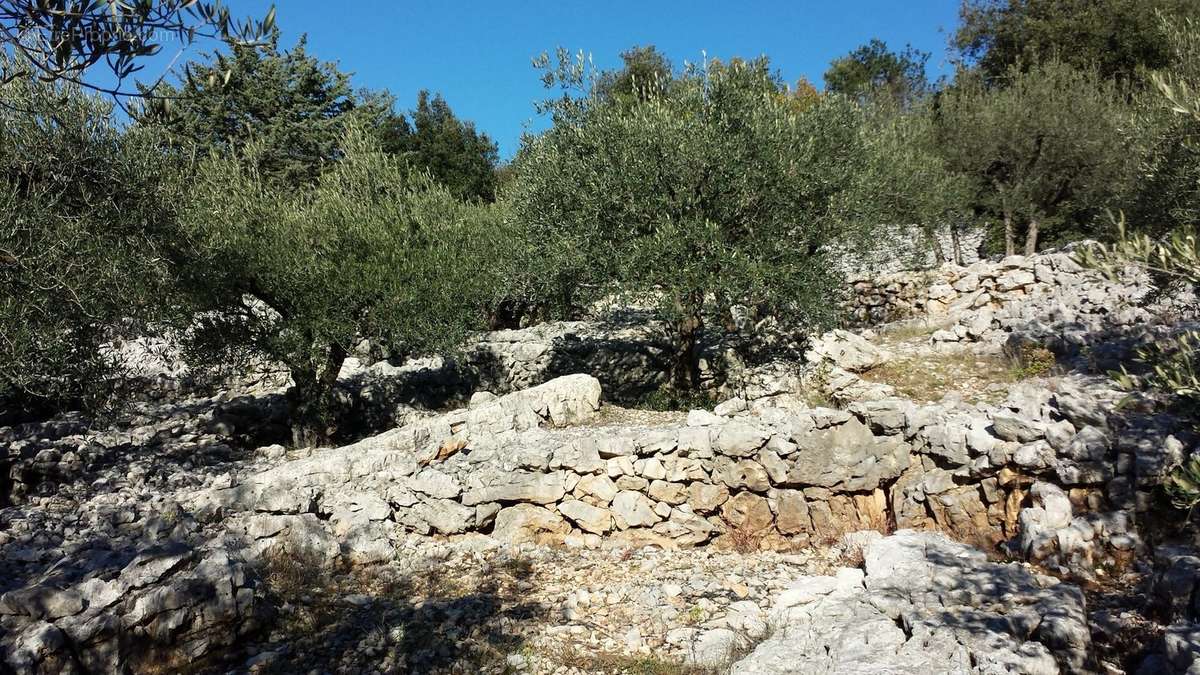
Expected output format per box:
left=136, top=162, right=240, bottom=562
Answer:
left=671, top=291, right=704, bottom=390
left=1003, top=210, right=1016, bottom=257
left=1024, top=217, right=1040, bottom=256
left=287, top=341, right=348, bottom=447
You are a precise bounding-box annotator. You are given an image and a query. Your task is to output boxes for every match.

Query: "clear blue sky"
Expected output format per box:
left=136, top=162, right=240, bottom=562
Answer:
left=112, top=1, right=962, bottom=159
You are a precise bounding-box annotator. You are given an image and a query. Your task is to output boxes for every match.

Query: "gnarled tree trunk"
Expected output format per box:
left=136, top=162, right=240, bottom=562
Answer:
left=671, top=291, right=704, bottom=391
left=287, top=341, right=348, bottom=447
left=1023, top=218, right=1039, bottom=256
left=951, top=222, right=964, bottom=266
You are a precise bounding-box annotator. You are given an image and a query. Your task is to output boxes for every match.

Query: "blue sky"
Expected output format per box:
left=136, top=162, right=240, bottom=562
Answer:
left=107, top=1, right=962, bottom=159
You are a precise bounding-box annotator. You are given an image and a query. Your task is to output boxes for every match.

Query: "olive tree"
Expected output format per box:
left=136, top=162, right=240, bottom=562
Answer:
left=511, top=55, right=871, bottom=389
left=936, top=59, right=1134, bottom=255
left=0, top=56, right=180, bottom=418
left=1078, top=30, right=1200, bottom=509
left=1126, top=18, right=1200, bottom=237
left=0, top=0, right=274, bottom=99
left=178, top=128, right=496, bottom=444
left=845, top=101, right=976, bottom=265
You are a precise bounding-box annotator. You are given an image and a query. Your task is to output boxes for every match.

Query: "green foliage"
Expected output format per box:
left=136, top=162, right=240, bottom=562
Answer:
left=1081, top=217, right=1200, bottom=285
left=953, top=0, right=1200, bottom=84
left=1127, top=19, right=1200, bottom=236
left=1166, top=454, right=1200, bottom=511
left=1080, top=227, right=1200, bottom=511
left=0, top=57, right=180, bottom=416
left=935, top=59, right=1135, bottom=254
left=632, top=385, right=719, bottom=413
left=824, top=39, right=930, bottom=107
left=177, top=127, right=494, bottom=443
left=0, top=1, right=275, bottom=94
left=595, top=45, right=674, bottom=106
left=1080, top=219, right=1200, bottom=416
left=844, top=100, right=976, bottom=264
left=513, top=53, right=872, bottom=388
left=375, top=90, right=500, bottom=202
left=146, top=30, right=379, bottom=188
left=1007, top=343, right=1058, bottom=379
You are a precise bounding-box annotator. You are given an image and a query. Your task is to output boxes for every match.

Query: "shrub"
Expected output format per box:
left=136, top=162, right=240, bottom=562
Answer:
left=1007, top=343, right=1058, bottom=379
left=1080, top=234, right=1200, bottom=510
left=1050, top=23, right=1200, bottom=510
left=1167, top=454, right=1200, bottom=511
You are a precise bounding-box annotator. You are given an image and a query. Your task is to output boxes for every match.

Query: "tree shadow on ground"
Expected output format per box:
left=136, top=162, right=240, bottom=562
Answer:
left=253, top=551, right=548, bottom=675
left=877, top=538, right=1093, bottom=673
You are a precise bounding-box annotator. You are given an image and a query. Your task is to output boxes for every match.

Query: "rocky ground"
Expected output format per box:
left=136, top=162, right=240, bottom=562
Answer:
left=4, top=247, right=1200, bottom=674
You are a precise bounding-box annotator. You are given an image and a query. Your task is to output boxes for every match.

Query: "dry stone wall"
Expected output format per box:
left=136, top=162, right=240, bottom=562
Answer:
left=175, top=367, right=1161, bottom=577
left=845, top=245, right=1151, bottom=328
left=466, top=321, right=673, bottom=400
left=826, top=223, right=986, bottom=279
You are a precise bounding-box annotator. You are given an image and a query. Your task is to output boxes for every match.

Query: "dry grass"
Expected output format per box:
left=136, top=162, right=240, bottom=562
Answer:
left=860, top=350, right=1034, bottom=404
left=592, top=403, right=690, bottom=428
left=724, top=519, right=767, bottom=554
left=259, top=543, right=335, bottom=598
left=248, top=543, right=549, bottom=675
left=543, top=645, right=718, bottom=675
left=836, top=546, right=866, bottom=569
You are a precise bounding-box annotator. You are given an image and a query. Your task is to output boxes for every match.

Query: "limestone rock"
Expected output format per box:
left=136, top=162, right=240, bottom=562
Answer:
left=557, top=499, right=613, bottom=534
left=491, top=504, right=570, bottom=543
left=611, top=491, right=660, bottom=529
left=730, top=530, right=1090, bottom=674
left=462, top=471, right=567, bottom=506
left=805, top=329, right=891, bottom=373
left=715, top=422, right=770, bottom=458
left=788, top=417, right=909, bottom=492
left=721, top=492, right=774, bottom=533
left=688, top=483, right=730, bottom=514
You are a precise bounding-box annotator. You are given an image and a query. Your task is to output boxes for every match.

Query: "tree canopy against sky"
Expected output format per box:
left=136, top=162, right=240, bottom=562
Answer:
left=953, top=0, right=1200, bottom=84
left=595, top=44, right=674, bottom=105
left=145, top=29, right=373, bottom=189
left=0, top=0, right=274, bottom=99
left=375, top=90, right=500, bottom=203
left=514, top=54, right=874, bottom=389
left=824, top=38, right=930, bottom=106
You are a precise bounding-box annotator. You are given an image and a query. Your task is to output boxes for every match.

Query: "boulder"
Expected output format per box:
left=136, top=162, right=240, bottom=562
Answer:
left=688, top=483, right=730, bottom=514
left=575, top=474, right=619, bottom=504
left=611, top=491, right=660, bottom=529
left=730, top=531, right=1090, bottom=674
left=721, top=492, right=774, bottom=533
left=714, top=422, right=770, bottom=458
left=788, top=417, right=909, bottom=492
left=719, top=459, right=772, bottom=492
left=805, top=329, right=891, bottom=373
left=461, top=471, right=567, bottom=506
